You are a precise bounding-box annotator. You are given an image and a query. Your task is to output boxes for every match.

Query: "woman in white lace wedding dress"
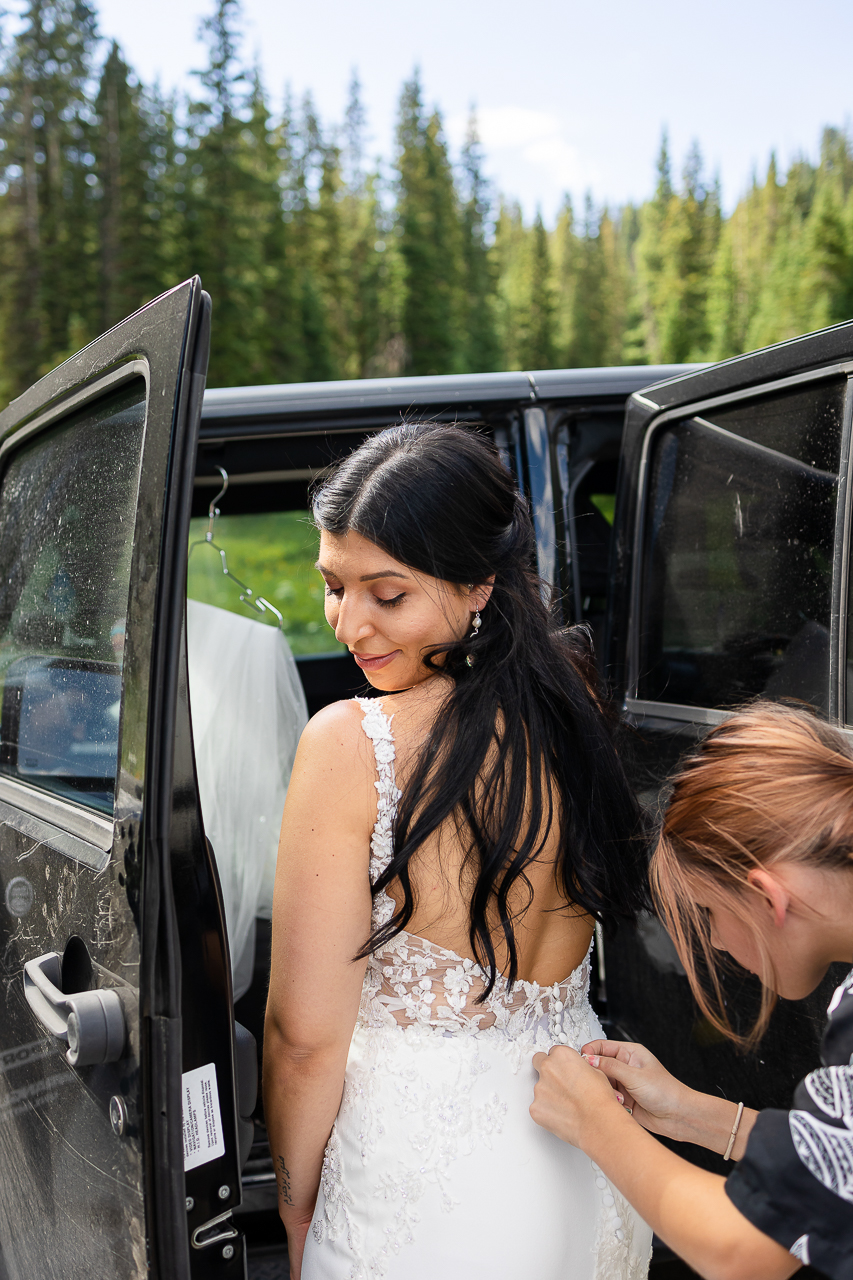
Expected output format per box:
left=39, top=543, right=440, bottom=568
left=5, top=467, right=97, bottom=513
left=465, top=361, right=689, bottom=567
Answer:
left=306, top=695, right=652, bottom=1279
left=264, top=424, right=652, bottom=1279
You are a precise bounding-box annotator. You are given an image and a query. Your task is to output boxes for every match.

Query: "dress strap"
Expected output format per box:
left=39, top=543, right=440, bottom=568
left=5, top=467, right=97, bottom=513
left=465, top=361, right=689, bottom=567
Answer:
left=354, top=697, right=401, bottom=888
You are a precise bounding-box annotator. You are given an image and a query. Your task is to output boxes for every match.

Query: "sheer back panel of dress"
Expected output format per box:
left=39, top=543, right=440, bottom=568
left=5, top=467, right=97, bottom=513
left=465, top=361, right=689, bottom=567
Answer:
left=355, top=697, right=593, bottom=1044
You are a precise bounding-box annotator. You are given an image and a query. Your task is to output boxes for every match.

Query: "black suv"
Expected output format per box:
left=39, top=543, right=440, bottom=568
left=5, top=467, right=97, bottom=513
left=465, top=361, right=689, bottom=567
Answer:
left=0, top=277, right=847, bottom=1278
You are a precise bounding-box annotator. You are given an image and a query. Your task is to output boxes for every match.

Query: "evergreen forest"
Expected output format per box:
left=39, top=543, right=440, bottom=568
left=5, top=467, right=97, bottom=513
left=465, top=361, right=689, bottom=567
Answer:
left=2, top=0, right=853, bottom=401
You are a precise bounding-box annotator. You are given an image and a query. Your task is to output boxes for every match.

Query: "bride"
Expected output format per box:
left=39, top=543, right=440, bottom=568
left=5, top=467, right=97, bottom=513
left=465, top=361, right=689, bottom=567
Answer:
left=263, top=423, right=652, bottom=1279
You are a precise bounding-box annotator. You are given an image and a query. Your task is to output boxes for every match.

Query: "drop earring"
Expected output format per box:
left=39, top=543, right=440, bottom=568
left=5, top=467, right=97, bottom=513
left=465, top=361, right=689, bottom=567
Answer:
left=465, top=586, right=482, bottom=667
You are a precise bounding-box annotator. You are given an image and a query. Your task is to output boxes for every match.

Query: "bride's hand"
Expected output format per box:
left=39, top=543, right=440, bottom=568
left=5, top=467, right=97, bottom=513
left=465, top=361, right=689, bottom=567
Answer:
left=281, top=1211, right=313, bottom=1280
left=580, top=1039, right=695, bottom=1141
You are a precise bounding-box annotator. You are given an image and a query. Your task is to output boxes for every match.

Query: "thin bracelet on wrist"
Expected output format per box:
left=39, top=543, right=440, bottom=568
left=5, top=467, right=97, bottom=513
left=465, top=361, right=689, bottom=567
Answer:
left=723, top=1101, right=744, bottom=1161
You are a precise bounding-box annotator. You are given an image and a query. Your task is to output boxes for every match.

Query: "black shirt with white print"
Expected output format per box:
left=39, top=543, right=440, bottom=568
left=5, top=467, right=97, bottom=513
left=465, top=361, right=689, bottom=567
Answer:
left=726, top=970, right=853, bottom=1279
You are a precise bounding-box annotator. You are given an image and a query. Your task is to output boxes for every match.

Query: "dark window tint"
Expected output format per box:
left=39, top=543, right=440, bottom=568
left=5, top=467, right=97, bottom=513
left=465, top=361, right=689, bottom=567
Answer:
left=845, top=432, right=853, bottom=721
left=0, top=379, right=145, bottom=813
left=638, top=379, right=844, bottom=711
left=702, top=385, right=842, bottom=471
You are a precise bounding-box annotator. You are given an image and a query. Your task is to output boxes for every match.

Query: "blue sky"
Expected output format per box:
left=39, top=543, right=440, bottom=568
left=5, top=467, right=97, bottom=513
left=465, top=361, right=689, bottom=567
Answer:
left=27, top=0, right=853, bottom=222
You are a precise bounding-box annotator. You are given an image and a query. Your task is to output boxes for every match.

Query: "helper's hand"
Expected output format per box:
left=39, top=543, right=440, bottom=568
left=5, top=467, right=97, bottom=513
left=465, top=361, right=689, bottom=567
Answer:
left=531, top=1045, right=631, bottom=1150
left=580, top=1039, right=696, bottom=1142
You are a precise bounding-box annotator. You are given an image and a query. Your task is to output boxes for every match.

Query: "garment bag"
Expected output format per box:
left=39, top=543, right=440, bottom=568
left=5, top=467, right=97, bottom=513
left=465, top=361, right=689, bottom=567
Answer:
left=187, top=599, right=308, bottom=998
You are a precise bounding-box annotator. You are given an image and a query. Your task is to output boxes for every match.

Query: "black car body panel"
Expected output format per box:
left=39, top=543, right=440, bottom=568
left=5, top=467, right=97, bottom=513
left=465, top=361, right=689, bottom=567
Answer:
left=0, top=280, right=246, bottom=1279
left=605, top=321, right=853, bottom=1174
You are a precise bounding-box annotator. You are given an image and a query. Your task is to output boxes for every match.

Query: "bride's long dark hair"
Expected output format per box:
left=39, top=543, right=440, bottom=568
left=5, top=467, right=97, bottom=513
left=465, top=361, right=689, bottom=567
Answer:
left=313, top=422, right=647, bottom=994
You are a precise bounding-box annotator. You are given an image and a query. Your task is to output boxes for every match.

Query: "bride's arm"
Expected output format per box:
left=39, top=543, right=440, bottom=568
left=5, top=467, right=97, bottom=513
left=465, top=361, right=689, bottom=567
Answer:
left=263, top=702, right=376, bottom=1277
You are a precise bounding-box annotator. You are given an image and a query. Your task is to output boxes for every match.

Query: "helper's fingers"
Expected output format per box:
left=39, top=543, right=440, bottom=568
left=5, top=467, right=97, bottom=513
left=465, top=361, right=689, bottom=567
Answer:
left=582, top=1053, right=637, bottom=1084
left=582, top=1054, right=651, bottom=1103
left=581, top=1038, right=641, bottom=1064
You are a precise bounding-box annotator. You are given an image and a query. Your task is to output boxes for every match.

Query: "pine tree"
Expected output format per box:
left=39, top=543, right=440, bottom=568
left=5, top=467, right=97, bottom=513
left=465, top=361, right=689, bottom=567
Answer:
left=518, top=209, right=556, bottom=369
left=799, top=130, right=853, bottom=331
left=658, top=144, right=720, bottom=361
left=92, top=44, right=180, bottom=329
left=279, top=89, right=336, bottom=380
left=0, top=0, right=100, bottom=397
left=748, top=155, right=818, bottom=348
left=617, top=203, right=646, bottom=363
left=636, top=139, right=720, bottom=362
left=342, top=69, right=366, bottom=191
left=185, top=0, right=276, bottom=386
left=313, top=142, right=350, bottom=375
left=241, top=70, right=304, bottom=383
left=566, top=195, right=608, bottom=366
left=598, top=209, right=630, bottom=364
left=491, top=199, right=528, bottom=369
left=340, top=79, right=403, bottom=376
left=633, top=131, right=673, bottom=361
left=336, top=71, right=405, bottom=377
left=459, top=112, right=500, bottom=372
left=705, top=225, right=742, bottom=359
left=555, top=194, right=628, bottom=368
left=552, top=195, right=578, bottom=362
left=395, top=72, right=464, bottom=376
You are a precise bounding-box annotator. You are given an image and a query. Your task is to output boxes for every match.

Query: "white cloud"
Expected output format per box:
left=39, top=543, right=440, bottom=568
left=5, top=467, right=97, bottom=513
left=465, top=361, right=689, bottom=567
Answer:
left=447, top=106, right=596, bottom=205
left=522, top=135, right=585, bottom=190
left=471, top=106, right=560, bottom=150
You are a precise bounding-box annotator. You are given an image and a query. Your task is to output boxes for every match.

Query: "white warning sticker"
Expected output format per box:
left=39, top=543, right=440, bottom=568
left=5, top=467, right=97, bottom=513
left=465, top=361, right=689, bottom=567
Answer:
left=182, top=1062, right=225, bottom=1171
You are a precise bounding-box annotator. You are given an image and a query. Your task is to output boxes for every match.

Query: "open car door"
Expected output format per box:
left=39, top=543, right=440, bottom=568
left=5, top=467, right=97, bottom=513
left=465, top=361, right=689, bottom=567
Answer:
left=605, top=319, right=853, bottom=1173
left=0, top=279, right=247, bottom=1279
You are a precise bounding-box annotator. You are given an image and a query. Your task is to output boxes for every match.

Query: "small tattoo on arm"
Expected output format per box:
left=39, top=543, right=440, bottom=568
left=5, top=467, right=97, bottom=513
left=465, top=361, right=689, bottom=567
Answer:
left=277, top=1155, right=294, bottom=1207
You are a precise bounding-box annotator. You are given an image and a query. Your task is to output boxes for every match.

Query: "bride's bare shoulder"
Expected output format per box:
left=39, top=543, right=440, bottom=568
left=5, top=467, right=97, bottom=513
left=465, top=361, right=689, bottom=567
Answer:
left=296, top=681, right=449, bottom=769
left=294, top=697, right=374, bottom=768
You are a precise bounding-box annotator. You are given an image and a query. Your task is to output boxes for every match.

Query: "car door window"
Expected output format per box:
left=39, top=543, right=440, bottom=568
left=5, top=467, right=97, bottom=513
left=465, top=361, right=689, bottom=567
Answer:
left=0, top=379, right=144, bottom=813
left=637, top=378, right=844, bottom=712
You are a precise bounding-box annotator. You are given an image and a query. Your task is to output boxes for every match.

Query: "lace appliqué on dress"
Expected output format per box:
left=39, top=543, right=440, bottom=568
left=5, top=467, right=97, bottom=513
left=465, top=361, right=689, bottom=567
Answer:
left=355, top=695, right=402, bottom=931
left=313, top=1132, right=359, bottom=1254
left=591, top=1159, right=654, bottom=1280
left=356, top=1027, right=508, bottom=1265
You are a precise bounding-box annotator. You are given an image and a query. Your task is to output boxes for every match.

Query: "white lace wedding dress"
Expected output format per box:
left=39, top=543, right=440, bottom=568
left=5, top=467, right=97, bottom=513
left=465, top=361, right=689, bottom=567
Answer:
left=301, top=698, right=652, bottom=1280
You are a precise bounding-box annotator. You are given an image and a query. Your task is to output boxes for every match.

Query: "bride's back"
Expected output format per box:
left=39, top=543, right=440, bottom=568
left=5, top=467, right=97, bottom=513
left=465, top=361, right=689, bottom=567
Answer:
left=375, top=679, right=595, bottom=989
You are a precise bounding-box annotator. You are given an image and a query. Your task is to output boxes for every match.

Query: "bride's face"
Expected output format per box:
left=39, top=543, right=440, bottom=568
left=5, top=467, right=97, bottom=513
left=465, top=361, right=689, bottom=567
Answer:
left=316, top=528, right=480, bottom=691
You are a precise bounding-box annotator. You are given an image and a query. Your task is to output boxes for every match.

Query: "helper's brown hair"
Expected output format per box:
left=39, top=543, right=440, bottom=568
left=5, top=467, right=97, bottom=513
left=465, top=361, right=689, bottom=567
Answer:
left=650, top=702, right=853, bottom=1048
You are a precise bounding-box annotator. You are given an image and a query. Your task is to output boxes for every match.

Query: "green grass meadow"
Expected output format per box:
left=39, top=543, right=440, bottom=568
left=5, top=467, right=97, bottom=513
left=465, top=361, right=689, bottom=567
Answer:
left=187, top=511, right=342, bottom=655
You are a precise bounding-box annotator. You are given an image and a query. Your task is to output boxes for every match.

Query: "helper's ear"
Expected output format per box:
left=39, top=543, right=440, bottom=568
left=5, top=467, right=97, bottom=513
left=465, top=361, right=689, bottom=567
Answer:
left=746, top=867, right=791, bottom=930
